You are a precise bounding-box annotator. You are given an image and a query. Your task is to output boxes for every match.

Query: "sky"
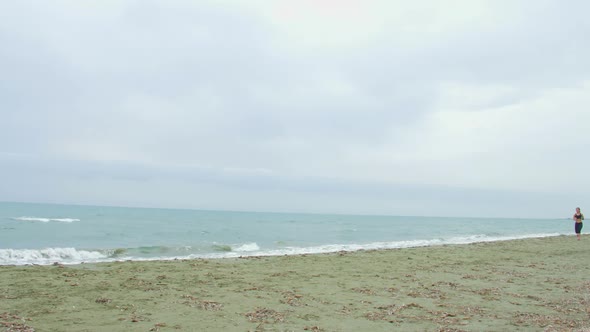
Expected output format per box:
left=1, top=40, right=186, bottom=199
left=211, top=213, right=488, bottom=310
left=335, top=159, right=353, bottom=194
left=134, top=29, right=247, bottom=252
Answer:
left=1, top=0, right=589, bottom=218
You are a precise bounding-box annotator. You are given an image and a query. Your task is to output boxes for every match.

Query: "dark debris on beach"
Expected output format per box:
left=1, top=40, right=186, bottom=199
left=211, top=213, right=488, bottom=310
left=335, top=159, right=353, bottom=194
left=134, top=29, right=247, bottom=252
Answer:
left=0, top=312, right=35, bottom=332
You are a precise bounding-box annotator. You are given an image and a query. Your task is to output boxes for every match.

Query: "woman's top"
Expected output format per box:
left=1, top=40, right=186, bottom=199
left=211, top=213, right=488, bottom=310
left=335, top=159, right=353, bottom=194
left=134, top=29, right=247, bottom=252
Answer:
left=574, top=213, right=584, bottom=222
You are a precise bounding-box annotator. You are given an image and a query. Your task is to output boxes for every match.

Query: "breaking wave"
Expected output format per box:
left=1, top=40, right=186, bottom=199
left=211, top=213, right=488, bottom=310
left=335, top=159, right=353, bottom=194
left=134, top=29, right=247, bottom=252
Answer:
left=12, top=216, right=80, bottom=223
left=0, top=248, right=107, bottom=265
left=0, top=233, right=561, bottom=266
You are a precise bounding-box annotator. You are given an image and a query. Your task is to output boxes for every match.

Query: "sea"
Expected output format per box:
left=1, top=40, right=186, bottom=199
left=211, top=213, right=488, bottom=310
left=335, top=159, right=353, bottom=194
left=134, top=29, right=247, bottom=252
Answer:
left=0, top=201, right=569, bottom=266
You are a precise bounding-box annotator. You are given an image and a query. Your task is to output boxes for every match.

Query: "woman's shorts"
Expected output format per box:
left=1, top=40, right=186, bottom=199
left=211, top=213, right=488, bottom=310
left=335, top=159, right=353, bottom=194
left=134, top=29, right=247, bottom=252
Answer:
left=575, top=222, right=583, bottom=234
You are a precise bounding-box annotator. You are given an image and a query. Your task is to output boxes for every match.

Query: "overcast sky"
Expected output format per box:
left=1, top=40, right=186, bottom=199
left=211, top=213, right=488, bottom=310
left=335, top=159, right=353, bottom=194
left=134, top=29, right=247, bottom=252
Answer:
left=1, top=0, right=588, bottom=218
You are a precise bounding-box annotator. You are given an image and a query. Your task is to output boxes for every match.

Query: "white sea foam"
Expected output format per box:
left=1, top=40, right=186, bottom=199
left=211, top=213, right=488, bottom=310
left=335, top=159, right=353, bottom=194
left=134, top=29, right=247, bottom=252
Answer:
left=233, top=243, right=260, bottom=252
left=0, top=233, right=564, bottom=265
left=193, top=233, right=563, bottom=259
left=12, top=216, right=80, bottom=223
left=0, top=248, right=106, bottom=265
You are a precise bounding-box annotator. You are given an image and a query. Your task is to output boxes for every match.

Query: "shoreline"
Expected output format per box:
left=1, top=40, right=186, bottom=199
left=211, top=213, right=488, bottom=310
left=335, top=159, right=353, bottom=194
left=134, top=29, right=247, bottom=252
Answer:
left=1, top=232, right=565, bottom=267
left=2, top=235, right=589, bottom=331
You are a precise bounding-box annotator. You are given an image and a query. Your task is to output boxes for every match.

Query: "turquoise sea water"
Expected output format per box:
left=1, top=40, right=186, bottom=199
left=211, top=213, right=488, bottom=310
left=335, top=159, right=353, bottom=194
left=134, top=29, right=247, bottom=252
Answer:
left=0, top=201, right=569, bottom=265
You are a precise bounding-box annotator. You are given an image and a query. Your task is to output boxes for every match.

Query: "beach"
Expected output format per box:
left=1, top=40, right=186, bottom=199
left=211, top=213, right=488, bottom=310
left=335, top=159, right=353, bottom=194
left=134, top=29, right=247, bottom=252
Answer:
left=1, top=236, right=589, bottom=332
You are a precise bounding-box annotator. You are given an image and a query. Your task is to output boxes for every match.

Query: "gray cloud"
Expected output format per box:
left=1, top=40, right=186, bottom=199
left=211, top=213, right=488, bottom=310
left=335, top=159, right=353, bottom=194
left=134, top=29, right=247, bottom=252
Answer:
left=1, top=1, right=589, bottom=217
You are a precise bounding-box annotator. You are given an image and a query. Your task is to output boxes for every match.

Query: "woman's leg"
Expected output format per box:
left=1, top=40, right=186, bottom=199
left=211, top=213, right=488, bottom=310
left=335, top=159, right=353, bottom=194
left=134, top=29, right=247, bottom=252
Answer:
left=575, top=223, right=583, bottom=240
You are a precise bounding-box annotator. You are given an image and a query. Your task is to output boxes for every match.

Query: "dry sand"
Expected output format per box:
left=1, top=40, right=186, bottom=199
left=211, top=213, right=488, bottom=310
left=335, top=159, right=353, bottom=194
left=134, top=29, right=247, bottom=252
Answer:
left=1, top=236, right=590, bottom=331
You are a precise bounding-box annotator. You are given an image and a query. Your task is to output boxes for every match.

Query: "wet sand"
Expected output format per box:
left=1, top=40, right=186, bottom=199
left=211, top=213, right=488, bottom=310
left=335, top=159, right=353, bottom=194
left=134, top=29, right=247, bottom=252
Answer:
left=1, top=236, right=589, bottom=331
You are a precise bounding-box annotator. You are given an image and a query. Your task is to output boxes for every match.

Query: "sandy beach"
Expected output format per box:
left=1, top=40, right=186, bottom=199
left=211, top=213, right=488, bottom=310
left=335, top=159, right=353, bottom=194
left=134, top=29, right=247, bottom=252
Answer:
left=1, top=236, right=589, bottom=331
